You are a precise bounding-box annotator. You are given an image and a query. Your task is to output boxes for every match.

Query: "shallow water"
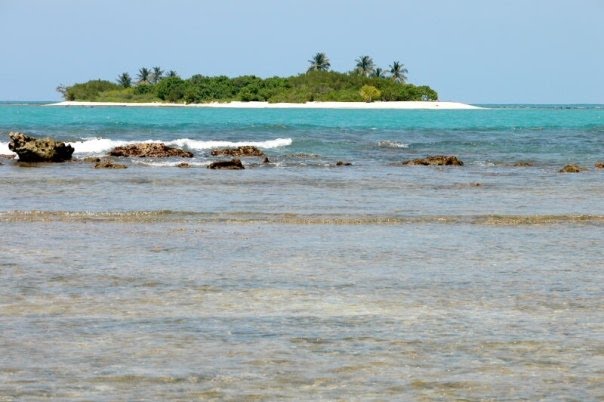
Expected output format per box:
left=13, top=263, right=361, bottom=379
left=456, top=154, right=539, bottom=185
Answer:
left=0, top=104, right=603, bottom=400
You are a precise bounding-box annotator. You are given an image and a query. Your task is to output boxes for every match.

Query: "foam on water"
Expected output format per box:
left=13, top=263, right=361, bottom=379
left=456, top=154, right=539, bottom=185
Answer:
left=377, top=140, right=409, bottom=148
left=0, top=137, right=293, bottom=156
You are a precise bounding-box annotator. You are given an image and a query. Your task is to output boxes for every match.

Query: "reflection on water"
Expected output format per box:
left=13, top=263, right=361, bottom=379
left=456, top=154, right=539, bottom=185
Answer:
left=1, top=221, right=602, bottom=400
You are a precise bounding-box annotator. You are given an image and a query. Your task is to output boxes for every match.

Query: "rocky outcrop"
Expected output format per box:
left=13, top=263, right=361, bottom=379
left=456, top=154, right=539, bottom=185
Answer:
left=8, top=132, right=74, bottom=162
left=336, top=161, right=352, bottom=166
left=513, top=161, right=534, bottom=167
left=402, top=155, right=464, bottom=166
left=211, top=146, right=265, bottom=157
left=177, top=162, right=191, bottom=168
left=109, top=143, right=193, bottom=158
left=559, top=164, right=585, bottom=173
left=94, top=160, right=127, bottom=169
left=595, top=162, right=604, bottom=169
left=207, top=159, right=245, bottom=170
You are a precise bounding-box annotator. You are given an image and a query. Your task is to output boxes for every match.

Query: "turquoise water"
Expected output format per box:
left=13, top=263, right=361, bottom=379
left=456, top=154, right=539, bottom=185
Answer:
left=1, top=104, right=603, bottom=400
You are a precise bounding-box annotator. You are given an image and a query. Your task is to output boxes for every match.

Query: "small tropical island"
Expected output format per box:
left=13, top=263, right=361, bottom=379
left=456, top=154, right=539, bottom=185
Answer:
left=55, top=54, right=445, bottom=105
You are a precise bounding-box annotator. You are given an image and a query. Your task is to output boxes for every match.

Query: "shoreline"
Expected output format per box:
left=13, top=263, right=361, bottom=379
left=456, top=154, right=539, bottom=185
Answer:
left=45, top=100, right=484, bottom=110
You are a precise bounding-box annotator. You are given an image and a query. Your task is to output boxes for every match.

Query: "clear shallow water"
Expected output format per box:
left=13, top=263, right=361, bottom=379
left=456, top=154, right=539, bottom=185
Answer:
left=0, top=104, right=603, bottom=400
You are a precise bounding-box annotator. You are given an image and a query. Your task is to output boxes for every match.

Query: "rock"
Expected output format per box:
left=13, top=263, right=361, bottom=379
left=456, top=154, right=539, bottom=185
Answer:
left=263, top=157, right=271, bottom=164
left=402, top=155, right=464, bottom=166
left=513, top=161, right=534, bottom=167
left=109, top=143, right=193, bottom=158
left=211, top=146, right=265, bottom=157
left=8, top=132, right=74, bottom=162
left=82, top=157, right=101, bottom=163
left=177, top=162, right=191, bottom=168
left=559, top=164, right=585, bottom=173
left=94, top=160, right=127, bottom=169
left=595, top=162, right=604, bottom=169
left=207, top=159, right=245, bottom=170
left=336, top=161, right=352, bottom=166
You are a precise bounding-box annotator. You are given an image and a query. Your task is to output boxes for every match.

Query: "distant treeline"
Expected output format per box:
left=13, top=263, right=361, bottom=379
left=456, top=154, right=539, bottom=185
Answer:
left=58, top=54, right=438, bottom=103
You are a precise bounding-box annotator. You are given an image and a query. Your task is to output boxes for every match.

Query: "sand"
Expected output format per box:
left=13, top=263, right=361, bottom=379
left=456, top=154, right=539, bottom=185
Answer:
left=46, top=101, right=483, bottom=110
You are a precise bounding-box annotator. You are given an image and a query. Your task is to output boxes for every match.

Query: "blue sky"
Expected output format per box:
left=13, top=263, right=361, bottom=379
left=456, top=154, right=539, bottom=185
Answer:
left=1, top=0, right=603, bottom=103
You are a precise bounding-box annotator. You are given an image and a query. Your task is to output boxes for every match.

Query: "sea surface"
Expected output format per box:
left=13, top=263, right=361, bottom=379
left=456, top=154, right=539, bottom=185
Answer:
left=0, top=103, right=603, bottom=400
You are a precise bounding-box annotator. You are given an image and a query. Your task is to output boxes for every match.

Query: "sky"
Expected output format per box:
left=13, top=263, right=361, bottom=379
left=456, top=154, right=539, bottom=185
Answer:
left=1, top=0, right=603, bottom=103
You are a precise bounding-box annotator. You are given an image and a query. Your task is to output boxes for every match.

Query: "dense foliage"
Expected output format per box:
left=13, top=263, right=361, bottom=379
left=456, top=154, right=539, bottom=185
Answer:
left=62, top=61, right=438, bottom=103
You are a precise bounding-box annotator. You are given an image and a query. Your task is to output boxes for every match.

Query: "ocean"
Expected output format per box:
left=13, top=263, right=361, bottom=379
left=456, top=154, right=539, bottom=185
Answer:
left=1, top=103, right=603, bottom=400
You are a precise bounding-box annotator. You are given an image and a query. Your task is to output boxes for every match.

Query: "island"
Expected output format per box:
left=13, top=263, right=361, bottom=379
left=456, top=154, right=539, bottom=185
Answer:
left=52, top=54, right=480, bottom=109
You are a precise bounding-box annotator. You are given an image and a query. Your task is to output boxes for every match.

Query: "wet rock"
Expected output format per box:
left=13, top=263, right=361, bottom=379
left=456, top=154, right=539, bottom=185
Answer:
left=109, top=143, right=193, bottom=158
left=211, top=146, right=264, bottom=157
left=94, top=160, right=127, bottom=169
left=262, top=157, right=271, bottom=164
left=82, top=157, right=101, bottom=163
left=8, top=132, right=74, bottom=162
left=402, top=155, right=464, bottom=166
left=336, top=161, right=352, bottom=166
left=595, top=162, right=604, bottom=169
left=177, top=162, right=191, bottom=168
left=207, top=159, right=245, bottom=170
left=513, top=161, right=534, bottom=167
left=559, top=164, right=585, bottom=173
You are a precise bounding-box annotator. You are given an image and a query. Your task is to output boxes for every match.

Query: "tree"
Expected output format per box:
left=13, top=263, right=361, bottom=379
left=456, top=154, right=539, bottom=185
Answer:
left=359, top=85, right=381, bottom=102
left=355, top=55, right=375, bottom=77
left=372, top=67, right=386, bottom=78
left=151, top=66, right=163, bottom=84
left=166, top=70, right=179, bottom=78
left=389, top=61, right=408, bottom=83
left=137, top=67, right=150, bottom=84
left=117, top=72, right=132, bottom=88
left=307, top=52, right=331, bottom=72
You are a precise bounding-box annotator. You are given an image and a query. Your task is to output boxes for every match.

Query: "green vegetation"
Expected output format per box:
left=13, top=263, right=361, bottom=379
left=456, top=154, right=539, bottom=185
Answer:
left=60, top=54, right=438, bottom=103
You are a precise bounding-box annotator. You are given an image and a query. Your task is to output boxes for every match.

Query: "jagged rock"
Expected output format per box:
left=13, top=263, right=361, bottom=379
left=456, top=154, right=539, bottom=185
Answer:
left=513, top=161, right=534, bottom=167
left=595, top=162, right=604, bottom=169
left=263, top=157, right=271, bottom=164
left=336, top=161, right=352, bottom=166
left=207, top=159, right=245, bottom=170
left=402, top=155, right=464, bottom=166
left=8, top=132, right=74, bottom=162
left=559, top=164, right=585, bottom=173
left=177, top=162, right=191, bottom=168
left=109, top=143, right=193, bottom=158
left=211, top=146, right=265, bottom=157
left=94, top=160, right=127, bottom=169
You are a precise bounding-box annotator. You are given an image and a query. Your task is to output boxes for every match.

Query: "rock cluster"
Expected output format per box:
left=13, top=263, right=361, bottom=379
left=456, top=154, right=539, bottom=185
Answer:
left=94, top=160, right=127, bottom=169
left=109, top=143, right=193, bottom=158
left=559, top=164, right=585, bottom=173
left=402, top=155, right=464, bottom=166
left=208, top=159, right=245, bottom=170
left=8, top=132, right=74, bottom=162
left=211, top=146, right=265, bottom=157
left=595, top=162, right=604, bottom=169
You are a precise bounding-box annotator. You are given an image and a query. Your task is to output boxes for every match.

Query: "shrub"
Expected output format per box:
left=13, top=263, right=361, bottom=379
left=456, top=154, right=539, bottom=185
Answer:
left=359, top=85, right=381, bottom=102
left=155, top=77, right=186, bottom=102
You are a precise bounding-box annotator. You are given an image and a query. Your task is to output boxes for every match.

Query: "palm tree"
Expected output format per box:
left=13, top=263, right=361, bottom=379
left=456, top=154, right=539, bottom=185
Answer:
left=151, top=66, right=163, bottom=84
left=372, top=67, right=386, bottom=78
left=166, top=70, right=179, bottom=78
left=117, top=72, right=132, bottom=88
left=389, top=61, right=408, bottom=83
left=307, top=52, right=331, bottom=72
left=355, top=55, right=375, bottom=77
left=137, top=67, right=150, bottom=84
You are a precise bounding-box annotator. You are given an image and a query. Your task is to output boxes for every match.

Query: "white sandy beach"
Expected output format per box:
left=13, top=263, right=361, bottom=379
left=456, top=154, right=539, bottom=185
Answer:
left=46, top=100, right=483, bottom=110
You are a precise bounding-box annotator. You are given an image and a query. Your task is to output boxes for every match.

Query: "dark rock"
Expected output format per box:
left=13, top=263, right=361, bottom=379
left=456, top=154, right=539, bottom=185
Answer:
left=109, top=143, right=193, bottom=158
left=402, top=155, right=464, bottom=166
left=336, top=161, right=352, bottom=166
left=82, top=157, right=101, bottom=163
left=8, top=132, right=74, bottom=162
left=207, top=159, right=245, bottom=170
left=595, top=162, right=604, bottom=169
left=263, top=157, right=271, bottom=164
left=177, top=162, right=191, bottom=168
left=559, top=164, right=585, bottom=173
left=513, top=161, right=534, bottom=167
left=94, top=160, right=127, bottom=169
left=211, top=146, right=265, bottom=157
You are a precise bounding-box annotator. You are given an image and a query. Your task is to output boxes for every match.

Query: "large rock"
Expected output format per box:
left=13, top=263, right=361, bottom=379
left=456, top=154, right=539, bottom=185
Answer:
left=211, top=146, right=265, bottom=157
left=207, top=159, right=245, bottom=170
left=8, top=132, right=74, bottom=162
left=402, top=155, right=464, bottom=166
left=109, top=143, right=193, bottom=158
left=559, top=164, right=585, bottom=173
left=595, top=162, right=604, bottom=169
